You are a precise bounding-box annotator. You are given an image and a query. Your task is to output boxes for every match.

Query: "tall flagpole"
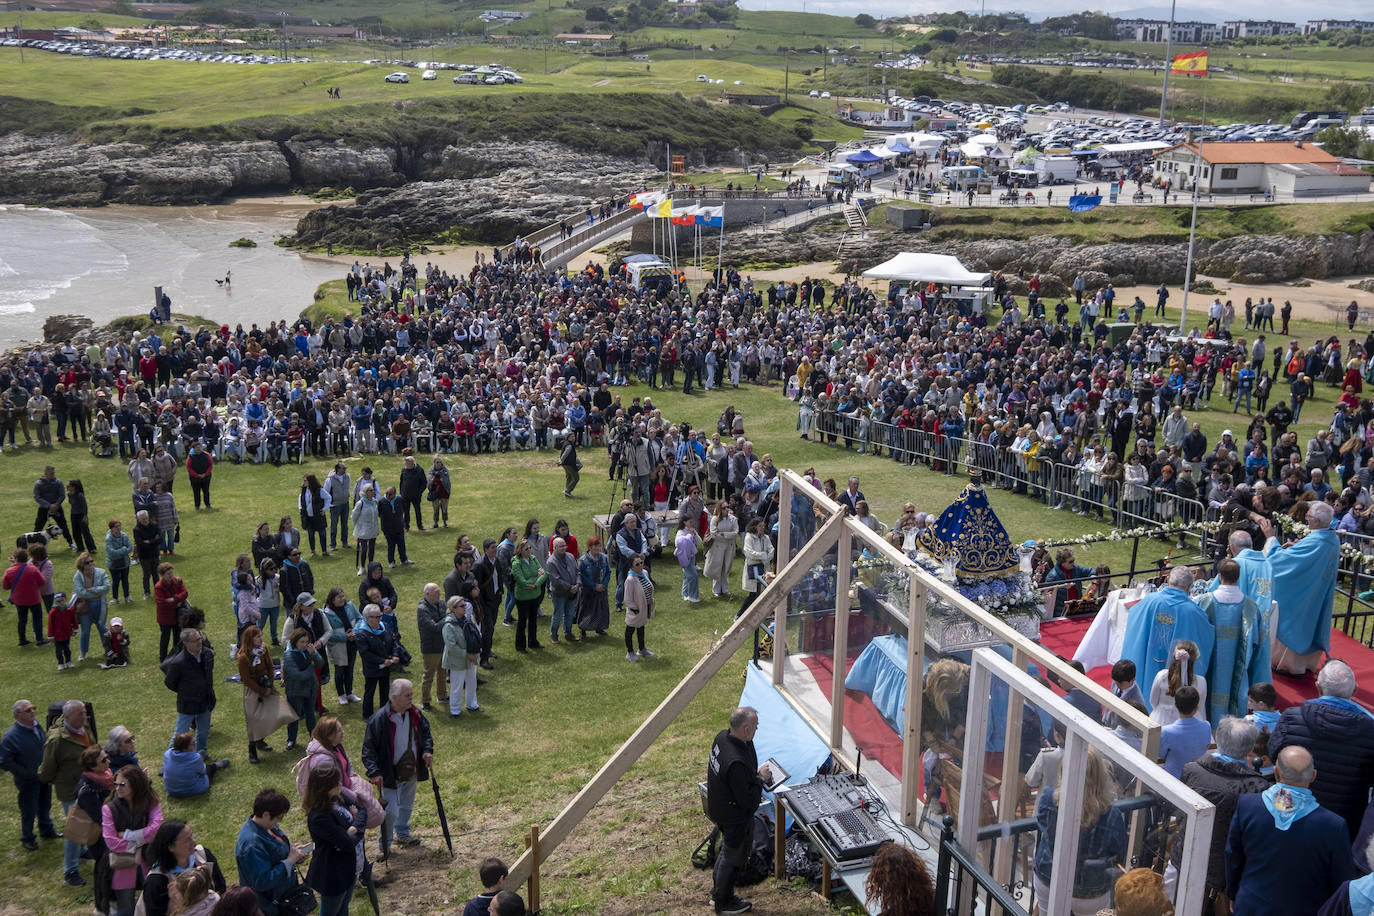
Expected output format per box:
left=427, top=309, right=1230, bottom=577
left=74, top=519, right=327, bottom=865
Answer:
left=1178, top=64, right=1208, bottom=332
left=1159, top=0, right=1176, bottom=127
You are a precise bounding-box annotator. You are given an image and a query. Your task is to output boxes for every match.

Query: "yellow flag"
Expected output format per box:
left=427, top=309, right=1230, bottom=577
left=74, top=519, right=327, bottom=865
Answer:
left=656, top=198, right=674, bottom=218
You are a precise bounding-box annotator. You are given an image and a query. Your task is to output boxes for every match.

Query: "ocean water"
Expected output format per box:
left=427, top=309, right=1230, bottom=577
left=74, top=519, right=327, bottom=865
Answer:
left=0, top=199, right=345, bottom=347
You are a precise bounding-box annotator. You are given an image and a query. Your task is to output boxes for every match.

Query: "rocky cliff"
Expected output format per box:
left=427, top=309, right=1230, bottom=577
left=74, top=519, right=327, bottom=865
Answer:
left=288, top=142, right=656, bottom=250
left=0, top=91, right=804, bottom=207
left=726, top=222, right=1374, bottom=289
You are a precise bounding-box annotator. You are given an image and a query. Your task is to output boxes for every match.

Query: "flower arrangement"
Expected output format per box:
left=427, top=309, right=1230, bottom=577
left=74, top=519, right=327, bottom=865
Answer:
left=912, top=550, right=1044, bottom=621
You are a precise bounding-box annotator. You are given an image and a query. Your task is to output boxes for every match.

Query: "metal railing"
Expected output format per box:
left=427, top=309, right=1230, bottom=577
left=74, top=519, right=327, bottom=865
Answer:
left=537, top=207, right=648, bottom=269
left=812, top=409, right=1210, bottom=541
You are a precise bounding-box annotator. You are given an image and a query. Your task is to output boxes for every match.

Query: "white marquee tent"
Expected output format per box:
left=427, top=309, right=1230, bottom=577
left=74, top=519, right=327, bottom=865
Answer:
left=862, top=253, right=992, bottom=287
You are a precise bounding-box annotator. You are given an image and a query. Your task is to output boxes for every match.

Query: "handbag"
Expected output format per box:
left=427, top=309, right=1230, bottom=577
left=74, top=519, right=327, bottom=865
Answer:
left=277, top=869, right=318, bottom=916
left=64, top=804, right=102, bottom=846
left=108, top=848, right=141, bottom=870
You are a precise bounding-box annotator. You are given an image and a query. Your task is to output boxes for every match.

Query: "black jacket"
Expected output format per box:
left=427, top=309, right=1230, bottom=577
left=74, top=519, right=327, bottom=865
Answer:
left=472, top=555, right=500, bottom=613
left=1271, top=699, right=1374, bottom=838
left=279, top=559, right=314, bottom=603
left=1177, top=753, right=1271, bottom=889
left=706, top=728, right=762, bottom=829
left=398, top=466, right=426, bottom=500
left=134, top=521, right=161, bottom=562
left=361, top=703, right=433, bottom=789
left=378, top=495, right=406, bottom=538
left=358, top=564, right=396, bottom=610
left=305, top=803, right=366, bottom=898
left=161, top=645, right=217, bottom=714
left=415, top=597, right=444, bottom=655
left=355, top=625, right=396, bottom=678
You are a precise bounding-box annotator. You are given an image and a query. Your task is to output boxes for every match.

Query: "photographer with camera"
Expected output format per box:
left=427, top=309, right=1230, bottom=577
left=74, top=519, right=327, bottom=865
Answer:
left=626, top=424, right=655, bottom=508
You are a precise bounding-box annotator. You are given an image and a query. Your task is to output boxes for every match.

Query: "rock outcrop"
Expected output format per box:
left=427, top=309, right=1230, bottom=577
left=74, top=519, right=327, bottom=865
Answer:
left=0, top=135, right=292, bottom=206
left=725, top=223, right=1374, bottom=287
left=289, top=143, right=656, bottom=249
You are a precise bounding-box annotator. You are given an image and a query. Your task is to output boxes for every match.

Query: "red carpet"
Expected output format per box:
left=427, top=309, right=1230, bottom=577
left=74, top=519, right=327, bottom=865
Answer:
left=799, top=653, right=906, bottom=782
left=1039, top=617, right=1374, bottom=712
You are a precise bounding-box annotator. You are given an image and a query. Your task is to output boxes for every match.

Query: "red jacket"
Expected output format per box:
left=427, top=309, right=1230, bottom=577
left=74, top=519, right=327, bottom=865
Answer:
left=48, top=602, right=77, bottom=641
left=3, top=561, right=45, bottom=606
left=186, top=451, right=213, bottom=480
left=154, top=576, right=188, bottom=626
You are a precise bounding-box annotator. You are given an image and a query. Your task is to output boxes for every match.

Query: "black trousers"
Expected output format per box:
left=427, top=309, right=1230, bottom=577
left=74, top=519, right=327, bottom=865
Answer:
left=362, top=670, right=391, bottom=718
left=159, top=622, right=178, bottom=661
left=403, top=494, right=424, bottom=530
left=480, top=598, right=498, bottom=661
left=36, top=506, right=72, bottom=544
left=515, top=597, right=541, bottom=651
left=189, top=476, right=211, bottom=508
left=712, top=820, right=752, bottom=906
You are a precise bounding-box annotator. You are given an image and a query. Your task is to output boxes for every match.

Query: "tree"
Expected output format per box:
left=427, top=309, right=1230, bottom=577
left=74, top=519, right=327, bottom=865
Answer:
left=1315, top=124, right=1366, bottom=158
left=929, top=28, right=958, bottom=43
left=585, top=5, right=610, bottom=20
left=854, top=13, right=876, bottom=28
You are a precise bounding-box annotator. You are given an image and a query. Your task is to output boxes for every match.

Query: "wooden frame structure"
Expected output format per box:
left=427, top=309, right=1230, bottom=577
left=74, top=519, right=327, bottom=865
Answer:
left=506, top=468, right=1194, bottom=912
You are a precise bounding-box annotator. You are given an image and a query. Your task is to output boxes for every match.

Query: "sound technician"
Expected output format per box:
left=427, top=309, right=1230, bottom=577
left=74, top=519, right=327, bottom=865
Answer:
left=705, top=706, right=772, bottom=915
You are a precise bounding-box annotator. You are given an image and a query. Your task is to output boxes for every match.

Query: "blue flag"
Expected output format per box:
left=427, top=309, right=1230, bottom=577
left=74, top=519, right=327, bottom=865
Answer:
left=1069, top=195, right=1102, bottom=212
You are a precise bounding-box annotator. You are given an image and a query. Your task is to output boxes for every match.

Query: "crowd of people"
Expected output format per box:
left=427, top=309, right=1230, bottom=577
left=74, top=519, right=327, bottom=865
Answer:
left=0, top=238, right=1370, bottom=915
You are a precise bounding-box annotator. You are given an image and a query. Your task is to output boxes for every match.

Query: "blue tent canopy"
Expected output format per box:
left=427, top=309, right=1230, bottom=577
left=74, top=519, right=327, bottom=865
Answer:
left=886, top=139, right=913, bottom=153
left=846, top=149, right=883, bottom=164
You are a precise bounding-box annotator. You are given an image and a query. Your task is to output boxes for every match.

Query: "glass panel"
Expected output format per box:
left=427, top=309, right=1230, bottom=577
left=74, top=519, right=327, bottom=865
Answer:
left=843, top=545, right=907, bottom=793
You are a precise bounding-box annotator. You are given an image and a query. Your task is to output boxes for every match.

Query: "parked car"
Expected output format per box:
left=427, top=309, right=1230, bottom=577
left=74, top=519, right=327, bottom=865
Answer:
left=421, top=69, right=436, bottom=80
left=385, top=71, right=410, bottom=83
left=453, top=73, right=480, bottom=84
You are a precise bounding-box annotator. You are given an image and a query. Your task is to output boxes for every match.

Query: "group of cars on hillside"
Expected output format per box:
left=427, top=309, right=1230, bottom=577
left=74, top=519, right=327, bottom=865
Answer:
left=380, top=61, right=523, bottom=84
left=895, top=94, right=1362, bottom=153
left=0, top=37, right=294, bottom=63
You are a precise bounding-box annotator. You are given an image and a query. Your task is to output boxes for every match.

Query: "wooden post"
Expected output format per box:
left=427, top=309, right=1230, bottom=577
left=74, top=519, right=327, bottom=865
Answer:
left=525, top=825, right=541, bottom=911
left=774, top=475, right=793, bottom=688
left=830, top=527, right=851, bottom=751
left=773, top=796, right=786, bottom=879
left=900, top=575, right=927, bottom=826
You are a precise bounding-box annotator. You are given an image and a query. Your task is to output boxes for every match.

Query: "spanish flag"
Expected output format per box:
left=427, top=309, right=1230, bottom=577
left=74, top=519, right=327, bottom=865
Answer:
left=1171, top=49, right=1208, bottom=76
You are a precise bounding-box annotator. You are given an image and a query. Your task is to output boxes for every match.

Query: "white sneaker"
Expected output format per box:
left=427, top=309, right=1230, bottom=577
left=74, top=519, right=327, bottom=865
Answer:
left=347, top=694, right=361, bottom=703
left=626, top=652, right=640, bottom=662
left=356, top=566, right=364, bottom=576
left=78, top=654, right=86, bottom=662
left=338, top=696, right=350, bottom=706
left=638, top=648, right=655, bottom=658
left=57, top=663, right=64, bottom=671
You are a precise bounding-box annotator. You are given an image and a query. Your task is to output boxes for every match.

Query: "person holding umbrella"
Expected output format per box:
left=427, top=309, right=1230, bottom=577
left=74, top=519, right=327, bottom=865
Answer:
left=360, top=679, right=432, bottom=856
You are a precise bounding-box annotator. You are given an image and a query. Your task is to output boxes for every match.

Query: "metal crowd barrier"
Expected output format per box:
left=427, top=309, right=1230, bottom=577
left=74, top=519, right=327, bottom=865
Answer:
left=812, top=408, right=1209, bottom=544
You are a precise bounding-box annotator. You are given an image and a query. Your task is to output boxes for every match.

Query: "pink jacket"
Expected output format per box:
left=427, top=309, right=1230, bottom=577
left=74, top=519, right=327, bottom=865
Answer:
left=102, top=801, right=164, bottom=890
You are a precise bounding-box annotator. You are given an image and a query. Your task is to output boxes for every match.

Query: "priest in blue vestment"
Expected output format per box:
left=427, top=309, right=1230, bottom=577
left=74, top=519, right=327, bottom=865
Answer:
left=1199, top=558, right=1264, bottom=726
left=1120, top=566, right=1215, bottom=713
left=1260, top=502, right=1340, bottom=676
left=1208, top=531, right=1275, bottom=696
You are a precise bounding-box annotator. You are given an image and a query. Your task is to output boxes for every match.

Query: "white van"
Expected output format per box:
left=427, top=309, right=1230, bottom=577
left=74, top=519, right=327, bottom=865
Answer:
left=421, top=69, right=437, bottom=80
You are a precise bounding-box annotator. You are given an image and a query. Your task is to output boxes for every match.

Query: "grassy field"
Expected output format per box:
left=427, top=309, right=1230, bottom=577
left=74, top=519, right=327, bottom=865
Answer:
left=0, top=280, right=1365, bottom=914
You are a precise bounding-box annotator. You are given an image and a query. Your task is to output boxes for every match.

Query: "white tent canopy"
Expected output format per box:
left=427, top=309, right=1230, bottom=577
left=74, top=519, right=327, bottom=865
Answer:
left=862, top=252, right=991, bottom=287
left=886, top=131, right=946, bottom=152
left=1100, top=140, right=1170, bottom=155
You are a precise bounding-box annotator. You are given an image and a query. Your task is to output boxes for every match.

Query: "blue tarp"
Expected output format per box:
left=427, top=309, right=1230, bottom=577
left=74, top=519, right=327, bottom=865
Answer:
left=739, top=663, right=833, bottom=813
left=1069, top=194, right=1102, bottom=212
